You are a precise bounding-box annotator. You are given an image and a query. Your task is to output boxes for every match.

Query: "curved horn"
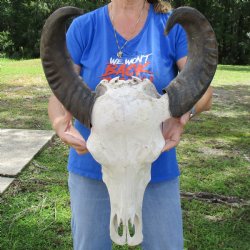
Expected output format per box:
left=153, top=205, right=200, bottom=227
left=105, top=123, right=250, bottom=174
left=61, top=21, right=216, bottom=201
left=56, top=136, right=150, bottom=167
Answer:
left=163, top=7, right=218, bottom=117
left=40, top=7, right=96, bottom=128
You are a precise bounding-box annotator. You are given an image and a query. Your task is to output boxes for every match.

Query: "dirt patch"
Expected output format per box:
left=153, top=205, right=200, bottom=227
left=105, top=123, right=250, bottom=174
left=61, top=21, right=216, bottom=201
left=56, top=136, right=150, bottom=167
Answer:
left=213, top=86, right=250, bottom=106
left=198, top=146, right=226, bottom=156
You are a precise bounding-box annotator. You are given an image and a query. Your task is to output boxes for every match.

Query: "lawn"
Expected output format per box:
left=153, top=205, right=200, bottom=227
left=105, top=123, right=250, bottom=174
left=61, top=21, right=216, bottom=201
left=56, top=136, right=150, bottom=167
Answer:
left=0, top=59, right=249, bottom=250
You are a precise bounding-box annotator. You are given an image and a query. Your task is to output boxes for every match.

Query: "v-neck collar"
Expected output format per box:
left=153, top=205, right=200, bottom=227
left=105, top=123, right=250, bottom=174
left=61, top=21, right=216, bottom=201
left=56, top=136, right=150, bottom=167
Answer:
left=104, top=3, right=153, bottom=45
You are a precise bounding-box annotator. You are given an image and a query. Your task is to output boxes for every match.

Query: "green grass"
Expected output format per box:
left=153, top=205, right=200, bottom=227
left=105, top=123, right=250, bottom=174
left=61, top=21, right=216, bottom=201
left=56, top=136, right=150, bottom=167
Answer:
left=0, top=58, right=51, bottom=129
left=213, top=65, right=250, bottom=85
left=0, top=59, right=249, bottom=249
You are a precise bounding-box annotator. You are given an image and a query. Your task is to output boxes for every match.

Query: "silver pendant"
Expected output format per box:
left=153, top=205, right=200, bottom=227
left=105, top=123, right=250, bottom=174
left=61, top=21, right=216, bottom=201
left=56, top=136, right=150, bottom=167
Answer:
left=117, top=51, right=123, bottom=58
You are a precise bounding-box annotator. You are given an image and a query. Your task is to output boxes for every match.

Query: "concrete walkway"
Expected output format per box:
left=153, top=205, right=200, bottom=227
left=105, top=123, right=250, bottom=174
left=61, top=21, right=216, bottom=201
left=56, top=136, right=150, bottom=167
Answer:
left=0, top=129, right=54, bottom=194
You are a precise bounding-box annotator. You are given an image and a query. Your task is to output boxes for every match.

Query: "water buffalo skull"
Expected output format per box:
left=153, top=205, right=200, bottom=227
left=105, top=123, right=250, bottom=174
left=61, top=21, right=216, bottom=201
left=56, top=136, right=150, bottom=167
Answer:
left=40, top=6, right=218, bottom=246
left=87, top=77, right=170, bottom=245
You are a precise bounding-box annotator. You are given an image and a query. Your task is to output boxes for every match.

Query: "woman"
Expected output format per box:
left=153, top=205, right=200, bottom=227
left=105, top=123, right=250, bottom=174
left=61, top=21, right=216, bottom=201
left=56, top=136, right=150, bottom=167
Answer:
left=48, top=0, right=212, bottom=249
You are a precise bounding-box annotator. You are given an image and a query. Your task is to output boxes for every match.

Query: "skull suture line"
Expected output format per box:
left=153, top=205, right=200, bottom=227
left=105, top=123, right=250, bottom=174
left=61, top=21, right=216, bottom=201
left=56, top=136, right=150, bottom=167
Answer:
left=40, top=6, right=218, bottom=246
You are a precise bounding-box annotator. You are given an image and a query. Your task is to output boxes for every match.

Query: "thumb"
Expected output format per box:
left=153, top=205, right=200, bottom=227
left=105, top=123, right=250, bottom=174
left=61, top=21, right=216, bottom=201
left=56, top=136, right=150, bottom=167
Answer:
left=65, top=125, right=85, bottom=143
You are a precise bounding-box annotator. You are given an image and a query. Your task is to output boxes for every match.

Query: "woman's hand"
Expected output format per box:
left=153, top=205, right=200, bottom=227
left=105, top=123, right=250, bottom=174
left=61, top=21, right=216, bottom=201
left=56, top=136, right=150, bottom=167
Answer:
left=161, top=112, right=190, bottom=152
left=53, top=111, right=88, bottom=155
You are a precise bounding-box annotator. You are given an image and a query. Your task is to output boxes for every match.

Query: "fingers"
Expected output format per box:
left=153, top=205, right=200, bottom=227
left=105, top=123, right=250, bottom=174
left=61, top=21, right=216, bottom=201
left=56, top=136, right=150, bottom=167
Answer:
left=60, top=123, right=88, bottom=155
left=65, top=123, right=84, bottom=140
left=62, top=132, right=88, bottom=154
left=162, top=119, right=184, bottom=152
left=52, top=112, right=88, bottom=155
left=64, top=131, right=85, bottom=146
left=162, top=137, right=180, bottom=152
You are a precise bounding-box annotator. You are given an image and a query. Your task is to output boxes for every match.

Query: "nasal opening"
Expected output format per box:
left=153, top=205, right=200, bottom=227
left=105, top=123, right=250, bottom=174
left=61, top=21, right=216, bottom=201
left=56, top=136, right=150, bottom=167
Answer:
left=127, top=214, right=142, bottom=246
left=113, top=214, right=124, bottom=237
left=111, top=213, right=142, bottom=246
left=128, top=218, right=135, bottom=237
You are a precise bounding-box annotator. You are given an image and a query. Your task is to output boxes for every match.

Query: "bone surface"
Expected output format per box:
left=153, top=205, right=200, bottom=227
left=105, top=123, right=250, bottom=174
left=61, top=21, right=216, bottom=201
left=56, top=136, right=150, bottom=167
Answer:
left=87, top=77, right=170, bottom=245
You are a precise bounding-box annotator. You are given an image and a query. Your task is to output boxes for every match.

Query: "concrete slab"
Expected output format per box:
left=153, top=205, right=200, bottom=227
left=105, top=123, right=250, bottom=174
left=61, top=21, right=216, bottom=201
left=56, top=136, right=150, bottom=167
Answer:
left=0, top=176, right=15, bottom=194
left=0, top=129, right=55, bottom=176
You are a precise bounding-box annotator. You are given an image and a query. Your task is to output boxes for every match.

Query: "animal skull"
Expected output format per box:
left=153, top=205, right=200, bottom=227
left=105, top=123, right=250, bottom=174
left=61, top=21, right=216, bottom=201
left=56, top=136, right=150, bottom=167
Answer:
left=40, top=6, right=218, bottom=246
left=87, top=77, right=170, bottom=245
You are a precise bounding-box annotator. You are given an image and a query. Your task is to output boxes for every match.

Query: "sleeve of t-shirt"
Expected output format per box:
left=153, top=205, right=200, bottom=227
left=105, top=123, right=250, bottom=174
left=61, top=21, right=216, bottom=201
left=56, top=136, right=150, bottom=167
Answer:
left=175, top=24, right=188, bottom=62
left=66, top=15, right=93, bottom=66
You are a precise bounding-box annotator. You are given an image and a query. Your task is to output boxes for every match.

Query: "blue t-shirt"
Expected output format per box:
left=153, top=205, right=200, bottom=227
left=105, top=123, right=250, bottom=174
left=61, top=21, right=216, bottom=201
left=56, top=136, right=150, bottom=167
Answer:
left=66, top=4, right=187, bottom=183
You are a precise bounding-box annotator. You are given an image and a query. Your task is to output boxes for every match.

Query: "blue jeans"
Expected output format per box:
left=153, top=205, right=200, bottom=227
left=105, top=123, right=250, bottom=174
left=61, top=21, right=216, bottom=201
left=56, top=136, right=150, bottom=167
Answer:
left=68, top=172, right=184, bottom=250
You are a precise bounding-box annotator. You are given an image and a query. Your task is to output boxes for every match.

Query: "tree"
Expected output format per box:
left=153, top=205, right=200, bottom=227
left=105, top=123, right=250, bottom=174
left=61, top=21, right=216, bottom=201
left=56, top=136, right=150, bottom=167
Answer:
left=171, top=0, right=250, bottom=64
left=0, top=0, right=108, bottom=58
left=0, top=0, right=249, bottom=64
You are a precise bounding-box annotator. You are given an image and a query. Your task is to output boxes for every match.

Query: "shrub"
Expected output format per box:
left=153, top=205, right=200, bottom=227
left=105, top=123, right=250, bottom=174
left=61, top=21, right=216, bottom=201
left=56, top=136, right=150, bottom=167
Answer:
left=0, top=31, right=14, bottom=57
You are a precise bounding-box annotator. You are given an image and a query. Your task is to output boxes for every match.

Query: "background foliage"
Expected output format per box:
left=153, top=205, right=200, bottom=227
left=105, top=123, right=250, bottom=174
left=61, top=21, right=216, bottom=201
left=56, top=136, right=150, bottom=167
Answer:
left=0, top=0, right=249, bottom=64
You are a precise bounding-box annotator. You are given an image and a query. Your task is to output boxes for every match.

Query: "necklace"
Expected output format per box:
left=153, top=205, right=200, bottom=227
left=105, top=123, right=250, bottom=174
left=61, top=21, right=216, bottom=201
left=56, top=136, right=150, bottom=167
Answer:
left=110, top=0, right=146, bottom=58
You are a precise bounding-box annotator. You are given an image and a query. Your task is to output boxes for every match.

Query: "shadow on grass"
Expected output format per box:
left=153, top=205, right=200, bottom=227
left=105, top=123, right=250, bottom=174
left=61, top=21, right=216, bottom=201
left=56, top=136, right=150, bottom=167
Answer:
left=186, top=112, right=249, bottom=146
left=179, top=83, right=249, bottom=198
left=182, top=200, right=250, bottom=250
left=213, top=84, right=250, bottom=108
left=186, top=83, right=249, bottom=139
left=180, top=149, right=250, bottom=198
left=0, top=92, right=51, bottom=130
left=213, top=84, right=250, bottom=98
